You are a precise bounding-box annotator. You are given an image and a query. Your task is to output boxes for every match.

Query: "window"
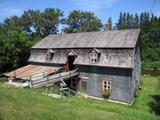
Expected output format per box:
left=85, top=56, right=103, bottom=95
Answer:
left=46, top=49, right=54, bottom=61
left=46, top=52, right=54, bottom=61
left=80, top=77, right=88, bottom=93
left=103, top=80, right=112, bottom=93
left=89, top=52, right=98, bottom=63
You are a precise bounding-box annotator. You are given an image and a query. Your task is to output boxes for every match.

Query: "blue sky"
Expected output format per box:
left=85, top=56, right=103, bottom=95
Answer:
left=0, top=0, right=160, bottom=26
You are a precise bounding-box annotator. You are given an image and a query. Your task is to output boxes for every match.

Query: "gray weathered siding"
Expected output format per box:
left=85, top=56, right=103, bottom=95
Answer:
left=132, top=42, right=141, bottom=91
left=28, top=46, right=140, bottom=104
left=29, top=48, right=134, bottom=68
left=77, top=65, right=133, bottom=103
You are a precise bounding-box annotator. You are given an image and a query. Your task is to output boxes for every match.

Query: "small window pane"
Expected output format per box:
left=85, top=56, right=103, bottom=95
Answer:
left=104, top=81, right=107, bottom=84
left=103, top=80, right=112, bottom=93
left=94, top=53, right=97, bottom=57
left=90, top=52, right=98, bottom=64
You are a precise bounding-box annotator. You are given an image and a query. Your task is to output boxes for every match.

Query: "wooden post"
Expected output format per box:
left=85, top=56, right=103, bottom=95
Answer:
left=71, top=78, right=73, bottom=88
left=29, top=76, right=32, bottom=88
left=14, top=71, right=16, bottom=79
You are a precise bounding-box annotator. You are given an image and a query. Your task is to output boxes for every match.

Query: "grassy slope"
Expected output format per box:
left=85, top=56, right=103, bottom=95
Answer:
left=0, top=76, right=160, bottom=120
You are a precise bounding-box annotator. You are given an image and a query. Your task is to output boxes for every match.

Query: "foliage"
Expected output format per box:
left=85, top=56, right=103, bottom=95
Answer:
left=0, top=8, right=64, bottom=72
left=0, top=76, right=160, bottom=120
left=116, top=12, right=160, bottom=70
left=102, top=90, right=110, bottom=98
left=0, top=16, right=40, bottom=72
left=21, top=8, right=64, bottom=37
left=64, top=10, right=103, bottom=33
left=142, top=61, right=160, bottom=70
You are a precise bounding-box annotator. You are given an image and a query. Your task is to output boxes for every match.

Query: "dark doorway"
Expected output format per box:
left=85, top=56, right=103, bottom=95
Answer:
left=67, top=55, right=76, bottom=71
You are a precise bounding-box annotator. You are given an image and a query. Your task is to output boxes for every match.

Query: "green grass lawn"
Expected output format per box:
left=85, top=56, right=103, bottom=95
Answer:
left=0, top=76, right=160, bottom=120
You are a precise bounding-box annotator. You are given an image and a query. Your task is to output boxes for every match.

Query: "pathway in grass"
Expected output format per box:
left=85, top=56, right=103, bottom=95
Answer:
left=0, top=76, right=160, bottom=120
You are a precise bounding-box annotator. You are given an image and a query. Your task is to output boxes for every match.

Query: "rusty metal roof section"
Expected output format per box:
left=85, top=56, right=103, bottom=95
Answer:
left=4, top=64, right=60, bottom=80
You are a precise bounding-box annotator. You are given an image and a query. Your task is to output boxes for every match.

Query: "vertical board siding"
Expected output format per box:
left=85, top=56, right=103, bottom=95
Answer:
left=77, top=65, right=133, bottom=103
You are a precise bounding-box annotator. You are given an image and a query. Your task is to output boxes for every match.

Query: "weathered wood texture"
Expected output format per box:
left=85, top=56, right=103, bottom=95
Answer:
left=77, top=65, right=133, bottom=103
left=29, top=49, right=134, bottom=68
left=4, top=64, right=59, bottom=80
left=30, top=69, right=79, bottom=88
left=32, top=29, right=140, bottom=48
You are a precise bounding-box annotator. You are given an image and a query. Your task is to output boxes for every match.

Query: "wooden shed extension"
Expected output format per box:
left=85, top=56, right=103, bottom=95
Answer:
left=4, top=64, right=60, bottom=80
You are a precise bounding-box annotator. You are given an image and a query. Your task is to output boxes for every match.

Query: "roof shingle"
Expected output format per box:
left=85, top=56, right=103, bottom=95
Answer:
left=32, top=29, right=140, bottom=49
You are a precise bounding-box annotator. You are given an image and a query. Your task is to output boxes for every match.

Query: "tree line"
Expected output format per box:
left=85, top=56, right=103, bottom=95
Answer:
left=0, top=8, right=160, bottom=72
left=116, top=12, right=160, bottom=70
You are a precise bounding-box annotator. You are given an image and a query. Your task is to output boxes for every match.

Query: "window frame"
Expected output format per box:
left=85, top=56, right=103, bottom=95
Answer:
left=89, top=52, right=98, bottom=64
left=102, top=80, right=112, bottom=93
left=46, top=49, right=54, bottom=61
left=80, top=77, right=88, bottom=93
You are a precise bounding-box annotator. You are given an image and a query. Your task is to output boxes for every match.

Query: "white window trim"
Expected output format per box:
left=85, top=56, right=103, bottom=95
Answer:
left=102, top=80, right=112, bottom=93
left=89, top=52, right=98, bottom=64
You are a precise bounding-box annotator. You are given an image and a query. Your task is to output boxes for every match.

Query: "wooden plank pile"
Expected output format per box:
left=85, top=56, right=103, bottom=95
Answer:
left=30, top=69, right=79, bottom=88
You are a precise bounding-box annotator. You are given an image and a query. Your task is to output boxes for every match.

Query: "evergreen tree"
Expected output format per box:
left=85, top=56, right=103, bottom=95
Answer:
left=116, top=12, right=126, bottom=29
left=133, top=13, right=139, bottom=28
left=107, top=17, right=112, bottom=30
left=116, top=12, right=160, bottom=70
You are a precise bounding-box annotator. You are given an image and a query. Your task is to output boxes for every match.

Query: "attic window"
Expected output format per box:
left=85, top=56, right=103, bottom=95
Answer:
left=46, top=49, right=54, bottom=61
left=90, top=52, right=98, bottom=63
left=89, top=49, right=100, bottom=64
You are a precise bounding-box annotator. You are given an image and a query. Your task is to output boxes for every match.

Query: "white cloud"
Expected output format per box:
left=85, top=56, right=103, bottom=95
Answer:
left=71, top=0, right=118, bottom=12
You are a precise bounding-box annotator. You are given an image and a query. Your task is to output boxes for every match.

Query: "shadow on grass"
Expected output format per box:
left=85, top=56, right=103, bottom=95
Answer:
left=149, top=95, right=160, bottom=116
left=0, top=77, right=7, bottom=84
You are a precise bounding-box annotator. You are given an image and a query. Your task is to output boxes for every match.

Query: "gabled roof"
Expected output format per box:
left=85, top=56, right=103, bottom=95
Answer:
left=32, top=29, right=140, bottom=49
left=67, top=50, right=78, bottom=56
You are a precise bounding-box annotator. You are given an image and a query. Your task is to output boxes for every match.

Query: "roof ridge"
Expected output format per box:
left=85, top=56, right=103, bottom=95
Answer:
left=47, top=28, right=141, bottom=36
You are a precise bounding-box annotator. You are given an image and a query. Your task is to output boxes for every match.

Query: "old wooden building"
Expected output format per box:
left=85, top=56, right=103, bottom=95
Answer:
left=5, top=29, right=141, bottom=104
left=27, top=29, right=141, bottom=104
